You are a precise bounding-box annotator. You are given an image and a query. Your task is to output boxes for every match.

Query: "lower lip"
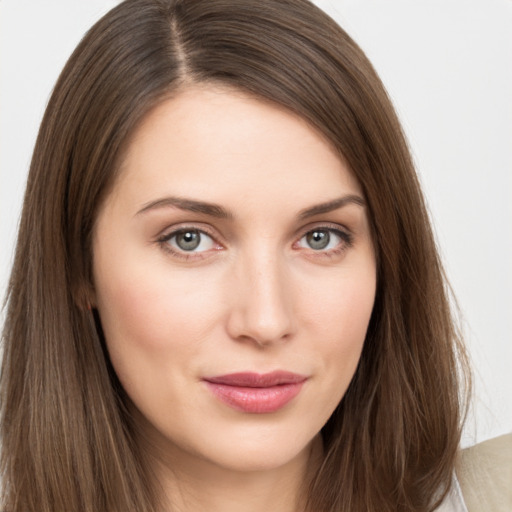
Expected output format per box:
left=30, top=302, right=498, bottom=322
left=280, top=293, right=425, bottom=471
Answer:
left=204, top=381, right=305, bottom=413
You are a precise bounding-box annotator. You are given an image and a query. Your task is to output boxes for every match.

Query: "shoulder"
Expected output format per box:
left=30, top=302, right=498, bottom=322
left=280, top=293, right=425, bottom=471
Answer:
left=455, top=433, right=512, bottom=512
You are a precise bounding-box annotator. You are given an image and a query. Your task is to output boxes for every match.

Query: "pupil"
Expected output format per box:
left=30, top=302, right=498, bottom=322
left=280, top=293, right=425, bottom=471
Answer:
left=307, top=230, right=330, bottom=250
left=176, top=231, right=200, bottom=251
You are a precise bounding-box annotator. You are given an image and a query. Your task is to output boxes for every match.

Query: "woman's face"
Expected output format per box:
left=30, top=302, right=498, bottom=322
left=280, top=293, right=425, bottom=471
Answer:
left=92, top=86, right=376, bottom=474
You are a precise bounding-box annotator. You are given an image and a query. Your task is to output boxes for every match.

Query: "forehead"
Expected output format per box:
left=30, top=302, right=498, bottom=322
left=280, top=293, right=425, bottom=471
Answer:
left=111, top=85, right=362, bottom=212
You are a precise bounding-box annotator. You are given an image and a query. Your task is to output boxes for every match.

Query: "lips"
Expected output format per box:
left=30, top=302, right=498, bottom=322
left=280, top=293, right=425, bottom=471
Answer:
left=203, top=371, right=307, bottom=413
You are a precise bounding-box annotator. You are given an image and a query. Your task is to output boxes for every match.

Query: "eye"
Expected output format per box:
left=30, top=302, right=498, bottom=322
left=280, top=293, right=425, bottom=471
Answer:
left=163, top=229, right=216, bottom=253
left=296, top=227, right=351, bottom=253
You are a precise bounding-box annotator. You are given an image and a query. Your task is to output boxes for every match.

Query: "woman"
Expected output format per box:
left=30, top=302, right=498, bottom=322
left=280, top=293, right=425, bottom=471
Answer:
left=0, top=0, right=476, bottom=511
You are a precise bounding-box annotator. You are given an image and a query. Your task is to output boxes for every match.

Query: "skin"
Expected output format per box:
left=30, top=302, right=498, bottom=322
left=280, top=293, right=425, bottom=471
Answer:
left=92, top=85, right=377, bottom=512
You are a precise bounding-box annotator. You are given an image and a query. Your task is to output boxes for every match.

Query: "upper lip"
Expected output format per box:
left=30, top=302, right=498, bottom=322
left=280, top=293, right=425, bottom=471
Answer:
left=203, top=371, right=307, bottom=388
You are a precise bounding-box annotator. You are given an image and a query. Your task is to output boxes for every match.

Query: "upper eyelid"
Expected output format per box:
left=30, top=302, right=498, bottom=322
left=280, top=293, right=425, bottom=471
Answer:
left=157, top=221, right=349, bottom=236
left=295, top=221, right=352, bottom=238
left=155, top=221, right=352, bottom=247
left=156, top=227, right=220, bottom=259
left=157, top=223, right=219, bottom=242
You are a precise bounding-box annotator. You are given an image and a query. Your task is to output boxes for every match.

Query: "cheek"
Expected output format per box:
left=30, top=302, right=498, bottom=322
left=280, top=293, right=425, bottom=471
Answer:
left=301, top=264, right=376, bottom=388
left=94, top=256, right=221, bottom=354
left=92, top=256, right=224, bottom=418
left=304, top=263, right=375, bottom=341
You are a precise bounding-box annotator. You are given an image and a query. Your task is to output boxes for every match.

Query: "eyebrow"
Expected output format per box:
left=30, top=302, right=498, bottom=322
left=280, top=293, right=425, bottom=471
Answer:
left=136, top=194, right=365, bottom=219
left=297, top=194, right=365, bottom=219
left=136, top=196, right=233, bottom=219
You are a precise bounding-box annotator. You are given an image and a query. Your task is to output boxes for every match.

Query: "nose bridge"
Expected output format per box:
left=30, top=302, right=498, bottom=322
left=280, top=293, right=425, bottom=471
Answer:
left=227, top=243, right=295, bottom=345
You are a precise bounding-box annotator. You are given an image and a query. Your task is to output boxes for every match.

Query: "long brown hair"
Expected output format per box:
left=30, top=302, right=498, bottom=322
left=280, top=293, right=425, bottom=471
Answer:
left=1, top=0, right=470, bottom=511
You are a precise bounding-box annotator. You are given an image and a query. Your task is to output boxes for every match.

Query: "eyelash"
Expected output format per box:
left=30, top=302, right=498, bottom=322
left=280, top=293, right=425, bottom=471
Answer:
left=156, top=225, right=221, bottom=261
left=156, top=224, right=354, bottom=261
left=294, top=225, right=354, bottom=259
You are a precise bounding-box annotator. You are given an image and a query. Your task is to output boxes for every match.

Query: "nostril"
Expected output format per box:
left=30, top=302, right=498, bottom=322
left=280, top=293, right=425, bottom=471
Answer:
left=225, top=299, right=295, bottom=347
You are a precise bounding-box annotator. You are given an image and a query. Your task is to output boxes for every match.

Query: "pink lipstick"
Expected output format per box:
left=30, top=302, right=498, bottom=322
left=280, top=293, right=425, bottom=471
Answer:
left=203, top=371, right=306, bottom=413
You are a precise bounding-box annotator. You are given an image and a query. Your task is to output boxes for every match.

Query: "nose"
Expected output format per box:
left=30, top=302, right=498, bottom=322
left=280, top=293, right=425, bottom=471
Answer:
left=225, top=250, right=296, bottom=347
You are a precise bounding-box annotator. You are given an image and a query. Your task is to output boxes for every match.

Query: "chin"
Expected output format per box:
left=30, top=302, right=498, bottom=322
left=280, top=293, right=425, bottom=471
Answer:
left=198, top=428, right=321, bottom=474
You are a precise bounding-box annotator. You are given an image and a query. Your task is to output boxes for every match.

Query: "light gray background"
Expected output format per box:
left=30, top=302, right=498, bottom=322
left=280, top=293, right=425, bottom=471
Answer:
left=1, top=0, right=511, bottom=446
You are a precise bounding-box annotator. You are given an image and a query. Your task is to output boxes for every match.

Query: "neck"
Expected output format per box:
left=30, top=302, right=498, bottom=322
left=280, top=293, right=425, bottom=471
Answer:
left=151, top=436, right=323, bottom=512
